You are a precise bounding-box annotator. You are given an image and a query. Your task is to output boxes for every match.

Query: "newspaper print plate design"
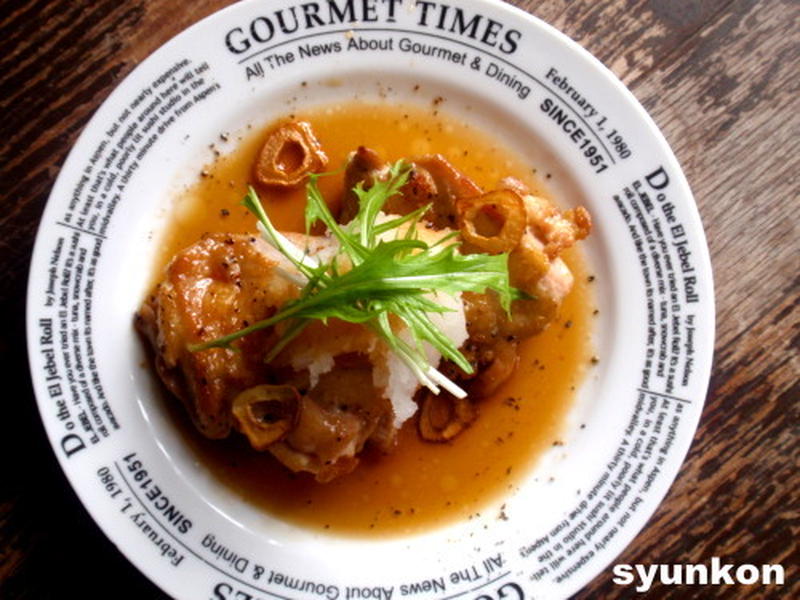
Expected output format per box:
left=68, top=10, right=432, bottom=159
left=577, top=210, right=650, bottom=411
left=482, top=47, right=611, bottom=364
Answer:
left=26, top=0, right=714, bottom=598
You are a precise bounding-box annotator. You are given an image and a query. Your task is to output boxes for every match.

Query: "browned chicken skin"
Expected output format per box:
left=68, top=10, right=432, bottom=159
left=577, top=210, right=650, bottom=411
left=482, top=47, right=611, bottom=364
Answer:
left=137, top=234, right=398, bottom=481
left=338, top=150, right=591, bottom=439
left=136, top=233, right=295, bottom=438
left=339, top=147, right=482, bottom=229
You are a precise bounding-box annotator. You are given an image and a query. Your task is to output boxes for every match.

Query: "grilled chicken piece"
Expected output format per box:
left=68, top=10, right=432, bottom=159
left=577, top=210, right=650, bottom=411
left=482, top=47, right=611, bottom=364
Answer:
left=463, top=186, right=589, bottom=338
left=339, top=148, right=481, bottom=228
left=412, top=154, right=482, bottom=228
left=460, top=180, right=590, bottom=398
left=339, top=151, right=590, bottom=402
left=137, top=233, right=398, bottom=481
left=269, top=363, right=396, bottom=482
left=136, top=233, right=296, bottom=438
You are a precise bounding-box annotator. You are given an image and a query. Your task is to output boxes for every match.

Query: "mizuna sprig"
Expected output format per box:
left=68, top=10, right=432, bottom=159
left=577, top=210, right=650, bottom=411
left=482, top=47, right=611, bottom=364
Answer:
left=191, top=162, right=521, bottom=397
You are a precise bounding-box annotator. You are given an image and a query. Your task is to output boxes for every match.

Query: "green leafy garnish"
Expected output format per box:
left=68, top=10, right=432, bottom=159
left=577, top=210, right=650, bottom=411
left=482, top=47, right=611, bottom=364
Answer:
left=190, top=161, right=520, bottom=398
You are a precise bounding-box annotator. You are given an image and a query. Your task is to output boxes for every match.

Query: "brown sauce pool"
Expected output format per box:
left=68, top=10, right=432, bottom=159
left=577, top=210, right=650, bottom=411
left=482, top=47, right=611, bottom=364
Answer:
left=154, top=102, right=594, bottom=537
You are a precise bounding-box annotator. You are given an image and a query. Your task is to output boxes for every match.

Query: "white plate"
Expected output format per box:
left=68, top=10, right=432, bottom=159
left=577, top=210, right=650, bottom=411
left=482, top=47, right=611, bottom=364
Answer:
left=27, top=1, right=714, bottom=598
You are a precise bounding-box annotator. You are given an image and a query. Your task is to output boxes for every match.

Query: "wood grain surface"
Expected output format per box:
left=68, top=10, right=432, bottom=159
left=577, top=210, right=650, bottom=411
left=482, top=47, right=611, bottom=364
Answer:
left=1, top=0, right=797, bottom=598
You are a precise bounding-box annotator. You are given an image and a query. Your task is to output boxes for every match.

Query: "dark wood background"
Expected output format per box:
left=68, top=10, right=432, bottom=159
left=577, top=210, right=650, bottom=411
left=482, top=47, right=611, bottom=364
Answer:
left=1, top=1, right=796, bottom=598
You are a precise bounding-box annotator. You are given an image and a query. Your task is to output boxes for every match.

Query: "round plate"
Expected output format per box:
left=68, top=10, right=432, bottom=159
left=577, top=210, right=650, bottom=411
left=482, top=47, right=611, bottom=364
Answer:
left=27, top=0, right=714, bottom=598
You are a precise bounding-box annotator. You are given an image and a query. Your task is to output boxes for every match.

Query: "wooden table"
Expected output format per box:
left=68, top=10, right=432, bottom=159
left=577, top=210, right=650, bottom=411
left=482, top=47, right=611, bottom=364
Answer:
left=1, top=1, right=796, bottom=598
